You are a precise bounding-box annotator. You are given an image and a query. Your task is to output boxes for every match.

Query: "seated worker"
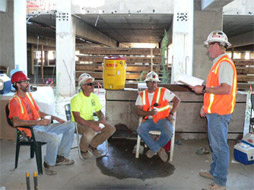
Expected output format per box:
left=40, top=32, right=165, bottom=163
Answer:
left=8, top=71, right=75, bottom=175
left=71, top=73, right=116, bottom=159
left=136, top=71, right=180, bottom=162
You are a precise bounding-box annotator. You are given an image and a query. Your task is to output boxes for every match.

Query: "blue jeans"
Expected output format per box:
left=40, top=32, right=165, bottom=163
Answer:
left=206, top=113, right=232, bottom=186
left=33, top=121, right=75, bottom=166
left=137, top=118, right=173, bottom=153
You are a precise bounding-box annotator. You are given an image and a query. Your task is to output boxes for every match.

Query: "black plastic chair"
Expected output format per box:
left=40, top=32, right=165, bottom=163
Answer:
left=5, top=103, right=46, bottom=175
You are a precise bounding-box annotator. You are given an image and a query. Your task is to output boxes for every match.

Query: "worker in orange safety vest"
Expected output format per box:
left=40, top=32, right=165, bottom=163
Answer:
left=190, top=30, right=237, bottom=190
left=135, top=71, right=180, bottom=162
left=8, top=71, right=75, bottom=175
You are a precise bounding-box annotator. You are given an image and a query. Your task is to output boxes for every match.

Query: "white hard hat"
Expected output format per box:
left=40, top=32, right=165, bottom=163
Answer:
left=78, top=73, right=94, bottom=86
left=204, top=30, right=231, bottom=48
left=145, top=71, right=161, bottom=82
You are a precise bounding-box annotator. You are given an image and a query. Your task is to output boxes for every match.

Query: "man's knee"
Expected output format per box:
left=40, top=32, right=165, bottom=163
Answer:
left=48, top=134, right=60, bottom=146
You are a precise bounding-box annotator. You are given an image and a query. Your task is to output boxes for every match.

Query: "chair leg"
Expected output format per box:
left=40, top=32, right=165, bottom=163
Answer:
left=135, top=135, right=141, bottom=158
left=169, top=120, right=176, bottom=162
left=34, top=143, right=43, bottom=175
left=15, top=142, right=21, bottom=169
left=30, top=142, right=35, bottom=158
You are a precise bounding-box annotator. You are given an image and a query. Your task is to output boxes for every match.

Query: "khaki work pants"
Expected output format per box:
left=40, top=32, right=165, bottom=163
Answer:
left=77, top=123, right=116, bottom=152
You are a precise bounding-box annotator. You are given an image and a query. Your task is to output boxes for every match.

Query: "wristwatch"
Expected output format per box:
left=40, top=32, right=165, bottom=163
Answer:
left=202, top=86, right=206, bottom=94
left=170, top=111, right=174, bottom=116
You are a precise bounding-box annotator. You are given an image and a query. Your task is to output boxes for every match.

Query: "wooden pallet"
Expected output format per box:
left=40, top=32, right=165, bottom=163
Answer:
left=76, top=47, right=165, bottom=83
left=234, top=59, right=254, bottom=91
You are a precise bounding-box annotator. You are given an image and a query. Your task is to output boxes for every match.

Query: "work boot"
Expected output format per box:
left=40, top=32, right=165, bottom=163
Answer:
left=44, top=162, right=57, bottom=175
left=158, top=148, right=168, bottom=162
left=146, top=149, right=156, bottom=158
left=199, top=171, right=214, bottom=180
left=202, top=183, right=226, bottom=190
left=56, top=155, right=75, bottom=166
left=81, top=150, right=93, bottom=159
left=89, top=146, right=103, bottom=158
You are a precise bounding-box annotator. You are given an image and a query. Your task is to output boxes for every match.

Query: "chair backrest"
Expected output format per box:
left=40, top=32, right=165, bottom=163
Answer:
left=5, top=103, right=15, bottom=128
left=65, top=104, right=71, bottom=121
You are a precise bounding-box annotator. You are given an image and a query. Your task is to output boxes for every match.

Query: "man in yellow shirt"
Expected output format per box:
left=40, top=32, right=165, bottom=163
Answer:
left=71, top=73, right=115, bottom=159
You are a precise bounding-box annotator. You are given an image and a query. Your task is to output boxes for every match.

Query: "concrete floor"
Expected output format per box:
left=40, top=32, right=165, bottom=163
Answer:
left=0, top=138, right=254, bottom=190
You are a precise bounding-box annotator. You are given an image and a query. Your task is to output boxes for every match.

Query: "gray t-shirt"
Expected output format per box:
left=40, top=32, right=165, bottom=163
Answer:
left=212, top=53, right=233, bottom=86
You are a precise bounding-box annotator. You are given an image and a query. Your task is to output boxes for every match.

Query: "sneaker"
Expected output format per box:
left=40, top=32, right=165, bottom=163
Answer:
left=44, top=162, right=57, bottom=175
left=146, top=150, right=156, bottom=158
left=89, top=146, right=103, bottom=158
left=158, top=148, right=168, bottom=162
left=81, top=150, right=93, bottom=159
left=199, top=171, right=214, bottom=180
left=202, top=183, right=226, bottom=190
left=56, top=155, right=74, bottom=166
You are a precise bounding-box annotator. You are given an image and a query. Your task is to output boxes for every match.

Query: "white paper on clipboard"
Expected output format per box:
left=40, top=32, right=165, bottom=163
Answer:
left=177, top=74, right=204, bottom=86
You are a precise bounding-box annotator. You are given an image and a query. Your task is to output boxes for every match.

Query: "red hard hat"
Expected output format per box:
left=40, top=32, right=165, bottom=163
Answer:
left=11, top=71, right=29, bottom=84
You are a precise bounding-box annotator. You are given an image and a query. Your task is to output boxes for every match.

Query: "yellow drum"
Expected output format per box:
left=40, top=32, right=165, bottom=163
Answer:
left=103, top=56, right=126, bottom=90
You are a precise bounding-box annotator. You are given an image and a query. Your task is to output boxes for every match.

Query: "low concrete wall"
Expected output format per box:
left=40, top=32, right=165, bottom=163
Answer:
left=105, top=85, right=247, bottom=140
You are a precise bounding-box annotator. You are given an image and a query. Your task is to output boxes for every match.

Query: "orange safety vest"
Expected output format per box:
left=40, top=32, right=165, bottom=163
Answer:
left=9, top=93, right=40, bottom=137
left=140, top=87, right=170, bottom=123
left=203, top=55, right=237, bottom=115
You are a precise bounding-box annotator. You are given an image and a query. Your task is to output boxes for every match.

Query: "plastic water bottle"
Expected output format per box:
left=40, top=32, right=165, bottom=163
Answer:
left=10, top=65, right=20, bottom=91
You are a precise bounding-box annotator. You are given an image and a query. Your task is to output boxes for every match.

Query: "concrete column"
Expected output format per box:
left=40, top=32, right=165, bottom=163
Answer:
left=56, top=0, right=76, bottom=96
left=14, top=0, right=27, bottom=74
left=0, top=0, right=26, bottom=74
left=193, top=2, right=223, bottom=80
left=171, top=0, right=194, bottom=83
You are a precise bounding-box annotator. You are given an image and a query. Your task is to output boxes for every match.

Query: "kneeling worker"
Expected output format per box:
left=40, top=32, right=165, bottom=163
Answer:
left=71, top=73, right=116, bottom=159
left=136, top=71, right=180, bottom=162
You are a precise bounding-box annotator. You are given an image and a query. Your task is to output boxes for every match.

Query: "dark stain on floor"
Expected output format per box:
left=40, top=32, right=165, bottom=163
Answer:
left=96, top=139, right=175, bottom=180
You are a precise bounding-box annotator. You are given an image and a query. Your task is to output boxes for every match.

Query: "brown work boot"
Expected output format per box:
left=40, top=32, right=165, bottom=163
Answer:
left=89, top=146, right=103, bottom=158
left=202, top=183, right=226, bottom=190
left=146, top=149, right=156, bottom=158
left=199, top=170, right=214, bottom=180
left=44, top=162, right=57, bottom=175
left=56, top=155, right=74, bottom=166
left=158, top=148, right=168, bottom=162
left=81, top=150, right=93, bottom=159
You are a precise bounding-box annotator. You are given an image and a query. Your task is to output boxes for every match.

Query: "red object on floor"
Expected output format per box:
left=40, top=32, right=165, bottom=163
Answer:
left=164, top=140, right=171, bottom=152
left=154, top=136, right=171, bottom=152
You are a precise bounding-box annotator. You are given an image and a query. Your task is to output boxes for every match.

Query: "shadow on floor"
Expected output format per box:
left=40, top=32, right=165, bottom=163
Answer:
left=96, top=139, right=175, bottom=180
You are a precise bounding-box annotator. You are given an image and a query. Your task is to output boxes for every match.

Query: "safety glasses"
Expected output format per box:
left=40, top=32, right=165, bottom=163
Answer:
left=17, top=80, right=29, bottom=84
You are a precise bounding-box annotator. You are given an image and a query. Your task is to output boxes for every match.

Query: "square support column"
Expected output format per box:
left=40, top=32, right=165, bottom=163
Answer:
left=56, top=0, right=76, bottom=96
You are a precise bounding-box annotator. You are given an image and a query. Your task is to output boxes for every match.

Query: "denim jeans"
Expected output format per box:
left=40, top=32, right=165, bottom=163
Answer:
left=206, top=113, right=232, bottom=186
left=33, top=121, right=75, bottom=166
left=137, top=118, right=173, bottom=153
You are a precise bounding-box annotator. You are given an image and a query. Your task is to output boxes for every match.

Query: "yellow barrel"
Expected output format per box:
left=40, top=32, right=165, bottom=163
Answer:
left=103, top=56, right=126, bottom=90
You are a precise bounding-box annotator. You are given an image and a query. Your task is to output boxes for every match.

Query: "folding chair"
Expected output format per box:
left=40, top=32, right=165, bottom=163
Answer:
left=5, top=103, right=46, bottom=174
left=64, top=104, right=84, bottom=160
left=135, top=113, right=176, bottom=162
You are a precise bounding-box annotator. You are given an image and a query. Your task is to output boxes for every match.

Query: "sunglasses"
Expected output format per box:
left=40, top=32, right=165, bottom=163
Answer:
left=84, top=82, right=94, bottom=86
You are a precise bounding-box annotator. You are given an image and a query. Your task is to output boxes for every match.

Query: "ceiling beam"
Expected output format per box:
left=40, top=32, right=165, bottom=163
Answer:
left=201, top=0, right=234, bottom=11
left=27, top=35, right=55, bottom=47
left=229, top=31, right=254, bottom=47
left=73, top=16, right=118, bottom=47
